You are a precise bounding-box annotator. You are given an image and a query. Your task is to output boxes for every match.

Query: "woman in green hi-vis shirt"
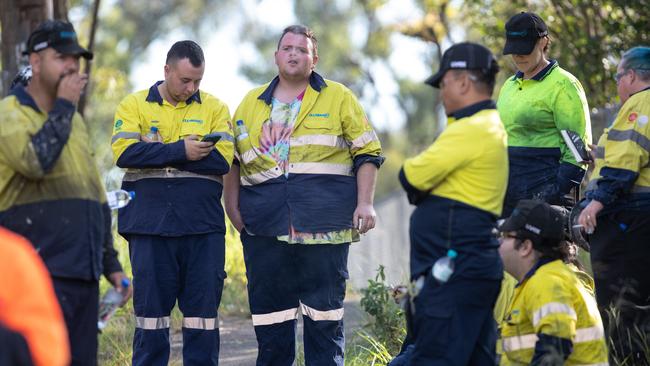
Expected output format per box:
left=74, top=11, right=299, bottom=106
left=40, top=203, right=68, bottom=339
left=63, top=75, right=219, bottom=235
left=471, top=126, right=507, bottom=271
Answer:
left=497, top=12, right=591, bottom=218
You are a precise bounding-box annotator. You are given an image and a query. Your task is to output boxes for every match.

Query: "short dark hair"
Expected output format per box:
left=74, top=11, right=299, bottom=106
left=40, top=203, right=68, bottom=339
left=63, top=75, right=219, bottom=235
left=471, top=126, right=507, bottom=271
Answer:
left=277, top=25, right=318, bottom=56
left=166, top=40, right=204, bottom=67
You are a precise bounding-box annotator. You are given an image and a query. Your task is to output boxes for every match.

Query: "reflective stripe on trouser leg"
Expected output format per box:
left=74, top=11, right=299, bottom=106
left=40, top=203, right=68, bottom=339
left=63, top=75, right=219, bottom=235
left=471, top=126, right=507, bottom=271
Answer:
left=129, top=235, right=179, bottom=366
left=177, top=232, right=225, bottom=366
left=242, top=233, right=300, bottom=366
left=299, top=243, right=349, bottom=366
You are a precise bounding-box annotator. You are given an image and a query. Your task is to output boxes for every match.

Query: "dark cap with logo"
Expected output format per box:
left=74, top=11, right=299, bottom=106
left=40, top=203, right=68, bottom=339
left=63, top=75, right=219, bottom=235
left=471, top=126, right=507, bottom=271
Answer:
left=23, top=20, right=93, bottom=60
left=499, top=199, right=564, bottom=243
left=425, top=42, right=498, bottom=88
left=503, top=12, right=548, bottom=56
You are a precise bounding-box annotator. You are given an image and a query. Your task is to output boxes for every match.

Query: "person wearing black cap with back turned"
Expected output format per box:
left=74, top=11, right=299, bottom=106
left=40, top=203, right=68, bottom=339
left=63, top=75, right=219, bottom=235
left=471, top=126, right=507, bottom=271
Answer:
left=390, top=42, right=507, bottom=366
left=0, top=20, right=131, bottom=365
left=497, top=199, right=608, bottom=365
left=497, top=12, right=591, bottom=218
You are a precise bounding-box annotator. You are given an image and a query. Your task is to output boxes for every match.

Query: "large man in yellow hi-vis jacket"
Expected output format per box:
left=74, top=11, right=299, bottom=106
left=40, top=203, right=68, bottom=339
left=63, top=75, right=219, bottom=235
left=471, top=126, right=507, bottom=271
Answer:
left=579, top=46, right=650, bottom=361
left=499, top=200, right=608, bottom=365
left=111, top=41, right=234, bottom=366
left=223, top=25, right=383, bottom=366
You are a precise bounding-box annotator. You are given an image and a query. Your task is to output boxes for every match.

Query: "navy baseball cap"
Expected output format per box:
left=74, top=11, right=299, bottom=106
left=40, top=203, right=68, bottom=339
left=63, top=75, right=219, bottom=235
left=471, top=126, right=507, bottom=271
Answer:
left=503, top=12, right=548, bottom=55
left=425, top=42, right=498, bottom=88
left=24, top=20, right=93, bottom=60
left=499, top=200, right=564, bottom=243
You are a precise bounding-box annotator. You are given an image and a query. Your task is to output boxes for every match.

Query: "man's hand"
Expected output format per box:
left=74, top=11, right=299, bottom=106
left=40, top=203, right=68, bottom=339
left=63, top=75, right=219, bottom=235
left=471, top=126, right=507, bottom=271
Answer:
left=56, top=72, right=88, bottom=104
left=354, top=203, right=376, bottom=234
left=578, top=200, right=604, bottom=235
left=107, top=271, right=133, bottom=307
left=141, top=130, right=163, bottom=143
left=184, top=135, right=214, bottom=160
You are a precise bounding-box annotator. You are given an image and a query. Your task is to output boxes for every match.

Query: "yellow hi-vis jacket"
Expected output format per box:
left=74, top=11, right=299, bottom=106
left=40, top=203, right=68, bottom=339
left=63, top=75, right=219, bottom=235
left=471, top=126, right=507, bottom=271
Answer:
left=586, top=87, right=650, bottom=209
left=232, top=72, right=383, bottom=236
left=500, top=260, right=608, bottom=365
left=111, top=82, right=234, bottom=235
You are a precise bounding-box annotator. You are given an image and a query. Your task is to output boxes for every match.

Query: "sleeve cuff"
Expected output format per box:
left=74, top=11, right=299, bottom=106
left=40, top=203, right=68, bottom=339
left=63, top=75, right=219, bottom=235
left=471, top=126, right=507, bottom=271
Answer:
left=353, top=154, right=384, bottom=174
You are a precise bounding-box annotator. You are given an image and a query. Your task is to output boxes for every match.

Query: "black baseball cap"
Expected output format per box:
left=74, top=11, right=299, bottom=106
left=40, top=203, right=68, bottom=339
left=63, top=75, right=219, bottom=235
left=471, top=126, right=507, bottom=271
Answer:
left=503, top=12, right=548, bottom=55
left=499, top=200, right=564, bottom=243
left=425, top=42, right=498, bottom=88
left=23, top=20, right=93, bottom=60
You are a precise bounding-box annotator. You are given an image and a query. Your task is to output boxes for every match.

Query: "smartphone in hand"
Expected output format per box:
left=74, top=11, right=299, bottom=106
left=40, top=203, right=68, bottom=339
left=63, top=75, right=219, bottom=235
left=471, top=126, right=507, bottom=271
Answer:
left=201, top=133, right=222, bottom=144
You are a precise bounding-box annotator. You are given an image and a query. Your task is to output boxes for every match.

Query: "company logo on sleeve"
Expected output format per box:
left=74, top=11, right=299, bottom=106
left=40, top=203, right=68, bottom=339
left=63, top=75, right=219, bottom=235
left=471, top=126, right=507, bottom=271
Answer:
left=114, top=119, right=123, bottom=130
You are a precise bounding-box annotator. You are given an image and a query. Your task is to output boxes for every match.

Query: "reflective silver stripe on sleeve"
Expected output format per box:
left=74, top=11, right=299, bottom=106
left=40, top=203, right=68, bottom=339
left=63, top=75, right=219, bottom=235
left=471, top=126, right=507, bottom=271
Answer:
left=209, top=132, right=234, bottom=142
left=123, top=167, right=223, bottom=184
left=350, top=130, right=379, bottom=149
left=502, top=325, right=605, bottom=352
left=111, top=132, right=141, bottom=144
left=251, top=307, right=299, bottom=326
left=240, top=147, right=261, bottom=165
left=288, top=162, right=353, bottom=176
left=135, top=316, right=170, bottom=330
left=608, top=129, right=650, bottom=152
left=532, top=302, right=577, bottom=327
left=240, top=166, right=283, bottom=186
left=574, top=325, right=605, bottom=343
left=290, top=134, right=349, bottom=149
left=182, top=317, right=219, bottom=330
left=300, top=303, right=344, bottom=322
left=502, top=333, right=537, bottom=352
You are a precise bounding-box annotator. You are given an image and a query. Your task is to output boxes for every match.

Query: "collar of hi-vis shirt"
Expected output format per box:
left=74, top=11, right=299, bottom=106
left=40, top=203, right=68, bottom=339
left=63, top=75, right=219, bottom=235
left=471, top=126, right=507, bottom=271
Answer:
left=146, top=80, right=202, bottom=106
left=9, top=85, right=43, bottom=113
left=257, top=71, right=328, bottom=105
left=512, top=59, right=558, bottom=81
left=447, top=99, right=496, bottom=123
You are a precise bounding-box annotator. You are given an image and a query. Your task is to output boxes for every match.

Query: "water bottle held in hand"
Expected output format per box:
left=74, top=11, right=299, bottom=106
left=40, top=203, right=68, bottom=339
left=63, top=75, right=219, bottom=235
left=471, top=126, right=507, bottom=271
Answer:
left=432, top=249, right=457, bottom=283
left=98, top=278, right=130, bottom=331
left=145, top=126, right=160, bottom=142
left=106, top=190, right=135, bottom=210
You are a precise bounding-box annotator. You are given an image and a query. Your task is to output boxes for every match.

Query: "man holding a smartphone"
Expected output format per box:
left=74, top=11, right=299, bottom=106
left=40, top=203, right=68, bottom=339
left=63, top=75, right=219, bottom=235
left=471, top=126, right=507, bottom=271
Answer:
left=111, top=40, right=234, bottom=365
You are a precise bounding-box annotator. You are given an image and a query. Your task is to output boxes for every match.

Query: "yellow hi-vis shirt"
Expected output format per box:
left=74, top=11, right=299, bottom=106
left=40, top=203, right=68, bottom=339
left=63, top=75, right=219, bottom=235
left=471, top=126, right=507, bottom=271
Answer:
left=111, top=84, right=233, bottom=166
left=231, top=73, right=383, bottom=238
left=402, top=103, right=508, bottom=216
left=500, top=260, right=608, bottom=365
left=586, top=87, right=650, bottom=200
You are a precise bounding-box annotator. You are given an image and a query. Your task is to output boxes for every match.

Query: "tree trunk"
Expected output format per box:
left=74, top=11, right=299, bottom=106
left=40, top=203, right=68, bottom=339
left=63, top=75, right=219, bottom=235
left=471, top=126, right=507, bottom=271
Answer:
left=0, top=0, right=53, bottom=95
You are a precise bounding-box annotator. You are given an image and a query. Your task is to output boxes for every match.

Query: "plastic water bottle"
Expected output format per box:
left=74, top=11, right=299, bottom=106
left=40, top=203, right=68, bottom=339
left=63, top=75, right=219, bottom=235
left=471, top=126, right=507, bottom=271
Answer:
left=432, top=249, right=457, bottom=283
left=98, top=278, right=130, bottom=331
left=236, top=120, right=248, bottom=141
left=145, top=126, right=160, bottom=141
left=106, top=190, right=135, bottom=210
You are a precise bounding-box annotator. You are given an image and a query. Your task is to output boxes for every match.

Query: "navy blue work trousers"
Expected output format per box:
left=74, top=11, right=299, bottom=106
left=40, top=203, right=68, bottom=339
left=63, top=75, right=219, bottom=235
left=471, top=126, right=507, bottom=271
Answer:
left=128, top=232, right=225, bottom=366
left=241, top=232, right=349, bottom=366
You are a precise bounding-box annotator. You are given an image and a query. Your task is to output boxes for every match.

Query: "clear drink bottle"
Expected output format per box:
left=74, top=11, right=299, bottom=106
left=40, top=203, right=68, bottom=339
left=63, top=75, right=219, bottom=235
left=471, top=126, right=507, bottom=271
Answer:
left=106, top=190, right=135, bottom=210
left=145, top=126, right=160, bottom=141
left=236, top=120, right=248, bottom=141
left=97, top=278, right=130, bottom=331
left=432, top=249, right=457, bottom=283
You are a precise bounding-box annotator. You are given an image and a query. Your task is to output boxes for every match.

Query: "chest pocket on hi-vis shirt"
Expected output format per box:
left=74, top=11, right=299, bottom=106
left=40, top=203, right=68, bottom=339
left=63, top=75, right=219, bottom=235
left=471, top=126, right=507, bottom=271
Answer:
left=303, top=112, right=334, bottom=130
left=180, top=117, right=209, bottom=138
